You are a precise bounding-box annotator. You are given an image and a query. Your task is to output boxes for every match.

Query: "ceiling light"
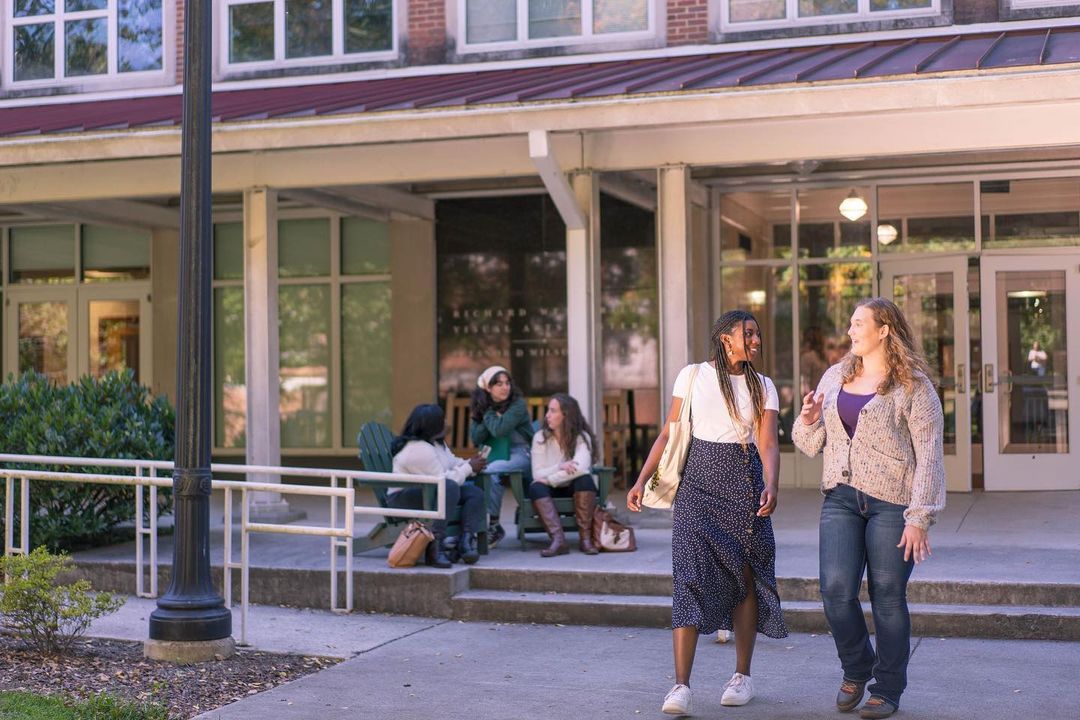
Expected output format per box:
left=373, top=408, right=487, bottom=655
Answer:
left=839, top=190, right=868, bottom=222
left=877, top=223, right=898, bottom=245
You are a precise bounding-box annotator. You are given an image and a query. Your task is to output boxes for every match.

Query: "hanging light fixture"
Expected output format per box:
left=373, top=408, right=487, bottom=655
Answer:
left=838, top=189, right=868, bottom=221
left=877, top=223, right=898, bottom=245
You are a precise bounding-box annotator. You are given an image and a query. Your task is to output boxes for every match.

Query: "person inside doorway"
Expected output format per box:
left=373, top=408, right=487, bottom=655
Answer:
left=1028, top=340, right=1048, bottom=377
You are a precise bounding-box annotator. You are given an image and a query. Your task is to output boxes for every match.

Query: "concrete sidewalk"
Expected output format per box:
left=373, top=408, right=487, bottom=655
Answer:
left=87, top=598, right=1080, bottom=720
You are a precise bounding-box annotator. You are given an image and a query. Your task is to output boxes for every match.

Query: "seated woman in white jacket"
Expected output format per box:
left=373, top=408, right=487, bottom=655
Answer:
left=528, top=393, right=600, bottom=557
left=390, top=404, right=487, bottom=568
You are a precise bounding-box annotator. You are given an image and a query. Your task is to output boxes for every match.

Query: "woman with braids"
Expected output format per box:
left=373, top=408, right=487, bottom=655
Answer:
left=793, top=298, right=944, bottom=720
left=470, top=365, right=534, bottom=548
left=527, top=393, right=600, bottom=557
left=627, top=310, right=787, bottom=715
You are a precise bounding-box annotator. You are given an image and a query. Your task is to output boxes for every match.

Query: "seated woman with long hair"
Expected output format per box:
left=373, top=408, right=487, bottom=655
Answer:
left=390, top=404, right=487, bottom=568
left=527, top=393, right=600, bottom=557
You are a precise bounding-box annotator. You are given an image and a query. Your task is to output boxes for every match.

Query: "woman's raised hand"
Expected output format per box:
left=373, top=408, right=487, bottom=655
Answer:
left=800, top=391, right=824, bottom=425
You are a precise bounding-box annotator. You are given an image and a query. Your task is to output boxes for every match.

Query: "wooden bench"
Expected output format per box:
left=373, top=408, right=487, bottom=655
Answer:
left=355, top=422, right=491, bottom=555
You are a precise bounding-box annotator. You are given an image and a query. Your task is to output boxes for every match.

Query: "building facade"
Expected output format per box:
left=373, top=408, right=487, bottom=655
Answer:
left=1, top=0, right=1079, bottom=494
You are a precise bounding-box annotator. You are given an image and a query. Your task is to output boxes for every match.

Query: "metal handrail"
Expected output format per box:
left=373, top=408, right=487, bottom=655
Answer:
left=0, top=454, right=446, bottom=645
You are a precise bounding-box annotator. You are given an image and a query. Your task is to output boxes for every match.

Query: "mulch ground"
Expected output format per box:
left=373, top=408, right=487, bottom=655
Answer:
left=0, top=632, right=340, bottom=719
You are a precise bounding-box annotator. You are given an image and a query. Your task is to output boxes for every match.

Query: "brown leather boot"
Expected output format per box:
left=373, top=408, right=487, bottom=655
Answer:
left=532, top=497, right=568, bottom=557
left=574, top=491, right=599, bottom=555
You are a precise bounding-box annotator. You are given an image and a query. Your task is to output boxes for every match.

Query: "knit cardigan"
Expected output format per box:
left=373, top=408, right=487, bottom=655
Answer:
left=791, top=364, right=946, bottom=529
left=531, top=433, right=593, bottom=488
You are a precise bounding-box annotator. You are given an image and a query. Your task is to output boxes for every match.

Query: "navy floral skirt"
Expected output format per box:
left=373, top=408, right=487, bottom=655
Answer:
left=671, top=437, right=788, bottom=638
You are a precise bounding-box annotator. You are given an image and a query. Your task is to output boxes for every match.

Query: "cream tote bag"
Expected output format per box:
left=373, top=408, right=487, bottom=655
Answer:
left=642, top=364, right=699, bottom=509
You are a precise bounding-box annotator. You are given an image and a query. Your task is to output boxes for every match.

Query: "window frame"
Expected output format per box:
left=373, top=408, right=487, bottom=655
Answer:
left=216, top=0, right=398, bottom=74
left=717, top=0, right=941, bottom=33
left=454, top=0, right=659, bottom=54
left=3, top=0, right=173, bottom=90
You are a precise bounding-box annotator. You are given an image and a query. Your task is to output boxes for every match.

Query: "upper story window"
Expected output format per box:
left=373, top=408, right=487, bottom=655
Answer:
left=459, top=0, right=655, bottom=51
left=221, top=0, right=395, bottom=70
left=720, top=0, right=939, bottom=32
left=6, top=0, right=164, bottom=86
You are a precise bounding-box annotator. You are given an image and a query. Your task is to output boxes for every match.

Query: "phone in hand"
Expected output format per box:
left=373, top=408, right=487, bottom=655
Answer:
left=478, top=445, right=492, bottom=459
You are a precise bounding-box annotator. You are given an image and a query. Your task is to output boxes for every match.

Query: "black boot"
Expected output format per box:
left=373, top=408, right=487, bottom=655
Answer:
left=425, top=530, right=452, bottom=569
left=459, top=532, right=479, bottom=565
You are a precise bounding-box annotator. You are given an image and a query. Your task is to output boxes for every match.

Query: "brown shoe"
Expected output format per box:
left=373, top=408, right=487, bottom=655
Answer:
left=858, top=695, right=897, bottom=719
left=836, top=679, right=867, bottom=712
left=573, top=491, right=599, bottom=555
left=532, top=497, right=568, bottom=557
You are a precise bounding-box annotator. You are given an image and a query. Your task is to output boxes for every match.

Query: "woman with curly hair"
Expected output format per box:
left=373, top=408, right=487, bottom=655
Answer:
left=627, top=310, right=787, bottom=714
left=528, top=393, right=600, bottom=557
left=470, top=365, right=534, bottom=548
left=793, top=297, right=945, bottom=720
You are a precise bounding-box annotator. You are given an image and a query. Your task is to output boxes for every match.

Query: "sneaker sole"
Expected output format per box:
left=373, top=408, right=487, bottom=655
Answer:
left=661, top=703, right=691, bottom=715
left=720, top=695, right=753, bottom=707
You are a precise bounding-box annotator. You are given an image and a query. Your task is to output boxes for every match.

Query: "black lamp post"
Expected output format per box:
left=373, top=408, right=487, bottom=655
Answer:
left=147, top=0, right=232, bottom=649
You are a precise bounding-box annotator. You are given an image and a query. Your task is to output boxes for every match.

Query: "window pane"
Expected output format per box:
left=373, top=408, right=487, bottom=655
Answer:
left=214, top=287, right=246, bottom=448
left=65, top=0, right=106, bottom=10
left=66, top=18, right=108, bottom=77
left=982, top=178, right=1080, bottom=250
left=18, top=301, right=68, bottom=383
left=344, top=0, right=392, bottom=52
left=799, top=260, right=874, bottom=389
left=720, top=191, right=792, bottom=260
left=279, top=218, right=331, bottom=277
left=342, top=282, right=392, bottom=437
left=466, top=0, right=516, bottom=43
left=721, top=266, right=795, bottom=446
left=15, top=24, right=55, bottom=81
left=341, top=217, right=390, bottom=275
left=729, top=0, right=785, bottom=23
left=871, top=0, right=931, bottom=9
left=797, top=187, right=871, bottom=259
left=14, top=0, right=53, bottom=16
left=286, top=0, right=332, bottom=58
left=877, top=183, right=975, bottom=253
left=82, top=225, right=151, bottom=282
left=119, top=0, right=163, bottom=71
left=799, top=0, right=856, bottom=16
left=230, top=2, right=275, bottom=63
left=214, top=222, right=244, bottom=280
left=594, top=0, right=647, bottom=33
left=10, top=225, right=74, bottom=283
left=279, top=284, right=331, bottom=448
left=529, top=0, right=581, bottom=39
left=88, top=299, right=140, bottom=382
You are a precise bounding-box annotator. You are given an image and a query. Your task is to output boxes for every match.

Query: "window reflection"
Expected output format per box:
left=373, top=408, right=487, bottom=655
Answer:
left=982, top=178, right=1080, bottom=249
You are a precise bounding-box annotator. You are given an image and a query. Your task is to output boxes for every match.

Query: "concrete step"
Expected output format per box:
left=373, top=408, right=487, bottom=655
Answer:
left=451, top=589, right=1080, bottom=641
left=469, top=567, right=1080, bottom=607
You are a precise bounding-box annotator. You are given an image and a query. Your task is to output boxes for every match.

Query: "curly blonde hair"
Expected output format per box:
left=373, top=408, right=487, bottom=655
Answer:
left=840, top=297, right=934, bottom=394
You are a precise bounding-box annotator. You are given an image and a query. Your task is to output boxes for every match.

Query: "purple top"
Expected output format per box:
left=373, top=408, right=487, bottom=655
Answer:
left=837, top=389, right=875, bottom=439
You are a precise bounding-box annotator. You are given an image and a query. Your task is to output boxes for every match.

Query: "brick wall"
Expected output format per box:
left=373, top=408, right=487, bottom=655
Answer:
left=667, top=0, right=710, bottom=46
left=408, top=0, right=448, bottom=65
left=954, top=0, right=999, bottom=23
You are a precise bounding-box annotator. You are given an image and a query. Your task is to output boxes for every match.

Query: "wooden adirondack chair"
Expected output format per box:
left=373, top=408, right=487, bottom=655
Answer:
left=355, top=422, right=490, bottom=555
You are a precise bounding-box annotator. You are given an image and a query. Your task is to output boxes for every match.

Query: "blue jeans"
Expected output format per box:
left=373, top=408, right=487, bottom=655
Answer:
left=482, top=444, right=531, bottom=522
left=819, top=484, right=914, bottom=706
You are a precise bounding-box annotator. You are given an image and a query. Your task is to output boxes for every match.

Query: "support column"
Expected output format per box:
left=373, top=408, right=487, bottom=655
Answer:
left=567, top=172, right=604, bottom=442
left=657, top=166, right=693, bottom=419
left=242, top=188, right=299, bottom=521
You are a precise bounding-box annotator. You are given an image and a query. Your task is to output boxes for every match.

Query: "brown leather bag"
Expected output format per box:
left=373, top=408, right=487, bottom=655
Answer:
left=591, top=506, right=636, bottom=552
left=387, top=521, right=434, bottom=568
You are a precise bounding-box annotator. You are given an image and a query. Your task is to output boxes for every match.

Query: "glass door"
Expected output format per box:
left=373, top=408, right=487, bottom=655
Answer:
left=5, top=288, right=78, bottom=384
left=77, top=285, right=151, bottom=384
left=882, top=256, right=972, bottom=492
left=980, top=255, right=1080, bottom=491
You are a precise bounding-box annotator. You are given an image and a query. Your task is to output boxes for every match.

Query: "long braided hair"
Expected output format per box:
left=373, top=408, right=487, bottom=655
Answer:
left=710, top=310, right=767, bottom=442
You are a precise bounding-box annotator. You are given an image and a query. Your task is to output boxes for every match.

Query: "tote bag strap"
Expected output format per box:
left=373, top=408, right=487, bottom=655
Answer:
left=678, top=364, right=701, bottom=423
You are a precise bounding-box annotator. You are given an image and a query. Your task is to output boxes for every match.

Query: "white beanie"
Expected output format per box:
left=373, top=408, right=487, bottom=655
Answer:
left=477, top=365, right=509, bottom=390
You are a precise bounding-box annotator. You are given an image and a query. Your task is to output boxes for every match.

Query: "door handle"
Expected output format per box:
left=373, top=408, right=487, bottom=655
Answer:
left=983, top=364, right=995, bottom=393
left=956, top=364, right=966, bottom=394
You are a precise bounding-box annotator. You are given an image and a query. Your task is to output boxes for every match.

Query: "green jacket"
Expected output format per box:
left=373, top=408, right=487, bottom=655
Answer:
left=470, top=398, right=535, bottom=447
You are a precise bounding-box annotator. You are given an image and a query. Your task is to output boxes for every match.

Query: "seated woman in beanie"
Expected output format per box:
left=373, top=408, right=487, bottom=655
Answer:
left=528, top=393, right=600, bottom=557
left=391, top=404, right=487, bottom=568
left=470, top=365, right=534, bottom=548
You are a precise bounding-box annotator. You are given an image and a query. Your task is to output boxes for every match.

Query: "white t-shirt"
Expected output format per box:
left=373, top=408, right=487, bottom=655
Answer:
left=672, top=362, right=779, bottom=444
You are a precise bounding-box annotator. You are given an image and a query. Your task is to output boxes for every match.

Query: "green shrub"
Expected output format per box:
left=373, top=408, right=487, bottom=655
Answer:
left=0, top=370, right=175, bottom=552
left=0, top=692, right=168, bottom=720
left=0, top=547, right=125, bottom=654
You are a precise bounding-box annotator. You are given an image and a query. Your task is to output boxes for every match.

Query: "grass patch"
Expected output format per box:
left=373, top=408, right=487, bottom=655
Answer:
left=0, top=692, right=168, bottom=720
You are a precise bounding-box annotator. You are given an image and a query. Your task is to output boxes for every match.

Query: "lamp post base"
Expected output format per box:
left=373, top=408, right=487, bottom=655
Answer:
left=144, top=636, right=235, bottom=664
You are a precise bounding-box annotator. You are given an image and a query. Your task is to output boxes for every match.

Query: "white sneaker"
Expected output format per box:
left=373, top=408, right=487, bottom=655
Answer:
left=721, top=673, right=754, bottom=706
left=715, top=629, right=732, bottom=643
left=662, top=684, right=692, bottom=715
